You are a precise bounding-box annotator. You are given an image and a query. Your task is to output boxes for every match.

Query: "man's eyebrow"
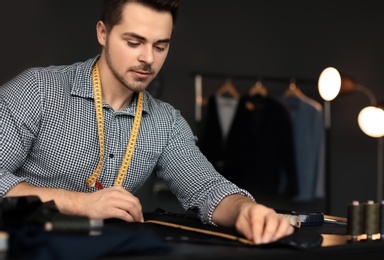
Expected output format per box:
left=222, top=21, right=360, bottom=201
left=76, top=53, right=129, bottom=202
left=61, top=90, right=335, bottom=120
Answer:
left=122, top=32, right=171, bottom=44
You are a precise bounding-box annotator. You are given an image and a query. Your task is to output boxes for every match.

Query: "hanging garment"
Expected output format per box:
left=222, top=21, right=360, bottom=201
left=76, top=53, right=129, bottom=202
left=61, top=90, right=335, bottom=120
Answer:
left=223, top=94, right=298, bottom=198
left=198, top=95, right=239, bottom=173
left=279, top=93, right=325, bottom=201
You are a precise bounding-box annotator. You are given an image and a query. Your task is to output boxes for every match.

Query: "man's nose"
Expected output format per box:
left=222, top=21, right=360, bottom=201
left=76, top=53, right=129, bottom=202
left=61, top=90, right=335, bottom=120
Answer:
left=138, top=46, right=154, bottom=65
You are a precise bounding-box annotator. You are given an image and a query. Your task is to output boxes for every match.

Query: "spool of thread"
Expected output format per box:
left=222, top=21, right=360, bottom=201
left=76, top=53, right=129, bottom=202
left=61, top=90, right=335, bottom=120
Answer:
left=0, top=231, right=8, bottom=252
left=44, top=214, right=103, bottom=236
left=380, top=200, right=384, bottom=240
left=0, top=231, right=9, bottom=260
left=363, top=200, right=379, bottom=241
left=347, top=200, right=363, bottom=242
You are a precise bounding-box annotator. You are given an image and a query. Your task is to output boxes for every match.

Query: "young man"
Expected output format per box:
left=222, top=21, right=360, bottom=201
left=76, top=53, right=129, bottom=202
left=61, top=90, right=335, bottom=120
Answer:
left=0, top=0, right=294, bottom=245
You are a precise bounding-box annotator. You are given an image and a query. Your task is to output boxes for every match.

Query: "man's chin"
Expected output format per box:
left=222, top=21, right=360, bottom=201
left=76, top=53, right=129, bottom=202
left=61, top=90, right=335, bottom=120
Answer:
left=128, top=84, right=148, bottom=93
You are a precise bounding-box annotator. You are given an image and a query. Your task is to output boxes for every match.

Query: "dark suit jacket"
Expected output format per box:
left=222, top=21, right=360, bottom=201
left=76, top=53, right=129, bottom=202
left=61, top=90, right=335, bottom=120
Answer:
left=198, top=94, right=298, bottom=198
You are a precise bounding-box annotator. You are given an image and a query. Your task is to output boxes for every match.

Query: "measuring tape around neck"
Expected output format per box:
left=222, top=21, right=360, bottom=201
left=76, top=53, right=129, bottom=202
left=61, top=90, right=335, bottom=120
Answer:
left=86, top=61, right=144, bottom=188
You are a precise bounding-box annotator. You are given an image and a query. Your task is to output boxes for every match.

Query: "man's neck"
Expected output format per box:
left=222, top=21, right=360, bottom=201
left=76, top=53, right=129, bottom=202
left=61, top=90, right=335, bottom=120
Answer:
left=97, top=59, right=134, bottom=112
left=102, top=86, right=134, bottom=112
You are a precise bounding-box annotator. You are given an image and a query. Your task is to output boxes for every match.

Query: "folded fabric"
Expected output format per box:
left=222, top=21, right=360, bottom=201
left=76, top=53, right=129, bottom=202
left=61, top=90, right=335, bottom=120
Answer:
left=7, top=223, right=171, bottom=260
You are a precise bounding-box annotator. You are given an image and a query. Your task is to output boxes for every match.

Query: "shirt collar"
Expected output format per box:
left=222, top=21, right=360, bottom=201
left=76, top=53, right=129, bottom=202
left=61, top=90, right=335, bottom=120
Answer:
left=70, top=55, right=150, bottom=115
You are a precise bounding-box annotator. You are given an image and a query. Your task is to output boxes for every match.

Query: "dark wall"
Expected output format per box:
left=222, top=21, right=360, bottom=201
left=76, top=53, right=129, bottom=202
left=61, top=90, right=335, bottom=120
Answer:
left=1, top=0, right=383, bottom=217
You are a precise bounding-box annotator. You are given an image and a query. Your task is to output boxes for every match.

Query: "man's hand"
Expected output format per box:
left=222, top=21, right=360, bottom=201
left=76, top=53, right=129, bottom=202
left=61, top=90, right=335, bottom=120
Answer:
left=74, top=186, right=144, bottom=222
left=212, top=194, right=294, bottom=245
left=234, top=201, right=294, bottom=244
left=5, top=182, right=144, bottom=222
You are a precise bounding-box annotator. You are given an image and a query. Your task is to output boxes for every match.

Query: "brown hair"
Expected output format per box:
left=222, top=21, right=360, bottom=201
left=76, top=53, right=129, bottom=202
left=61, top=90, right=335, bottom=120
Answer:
left=100, top=0, right=180, bottom=31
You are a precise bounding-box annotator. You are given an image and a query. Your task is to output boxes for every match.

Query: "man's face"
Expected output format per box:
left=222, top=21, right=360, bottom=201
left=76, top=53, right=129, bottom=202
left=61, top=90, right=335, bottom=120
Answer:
left=100, top=3, right=173, bottom=92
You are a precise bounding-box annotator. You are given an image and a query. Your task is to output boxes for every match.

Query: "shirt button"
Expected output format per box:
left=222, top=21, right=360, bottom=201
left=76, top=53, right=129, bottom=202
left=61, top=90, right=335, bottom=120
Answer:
left=109, top=154, right=114, bottom=159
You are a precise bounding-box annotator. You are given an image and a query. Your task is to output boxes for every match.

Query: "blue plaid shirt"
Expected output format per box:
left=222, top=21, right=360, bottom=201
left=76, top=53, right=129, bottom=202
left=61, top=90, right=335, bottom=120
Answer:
left=0, top=56, right=253, bottom=224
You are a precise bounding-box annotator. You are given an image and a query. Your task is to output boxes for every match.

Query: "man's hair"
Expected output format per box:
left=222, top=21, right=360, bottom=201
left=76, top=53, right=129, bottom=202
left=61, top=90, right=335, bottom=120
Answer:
left=101, top=0, right=180, bottom=31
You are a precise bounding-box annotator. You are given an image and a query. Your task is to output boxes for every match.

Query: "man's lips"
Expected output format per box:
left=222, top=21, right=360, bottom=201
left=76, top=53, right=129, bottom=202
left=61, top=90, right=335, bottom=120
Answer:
left=131, top=70, right=153, bottom=79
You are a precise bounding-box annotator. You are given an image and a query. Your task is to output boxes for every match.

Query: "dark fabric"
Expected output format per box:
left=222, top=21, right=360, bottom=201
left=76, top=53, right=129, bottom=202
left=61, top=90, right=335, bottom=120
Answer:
left=223, top=94, right=298, bottom=197
left=7, top=223, right=171, bottom=260
left=2, top=198, right=170, bottom=259
left=143, top=208, right=323, bottom=250
left=4, top=208, right=327, bottom=260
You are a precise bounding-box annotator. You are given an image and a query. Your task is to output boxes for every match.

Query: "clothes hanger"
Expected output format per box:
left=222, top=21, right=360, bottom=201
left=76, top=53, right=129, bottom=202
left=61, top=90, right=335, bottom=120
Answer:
left=283, top=79, right=302, bottom=97
left=215, top=79, right=240, bottom=98
left=248, top=80, right=268, bottom=97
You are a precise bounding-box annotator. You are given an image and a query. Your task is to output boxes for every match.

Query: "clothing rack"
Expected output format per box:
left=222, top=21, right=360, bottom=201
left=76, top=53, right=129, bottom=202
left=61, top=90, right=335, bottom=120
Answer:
left=192, top=72, right=317, bottom=85
left=193, top=72, right=317, bottom=122
left=193, top=72, right=326, bottom=205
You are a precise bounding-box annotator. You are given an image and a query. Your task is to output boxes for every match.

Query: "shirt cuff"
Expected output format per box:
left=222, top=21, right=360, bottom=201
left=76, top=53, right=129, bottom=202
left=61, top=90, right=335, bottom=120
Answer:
left=198, top=185, right=255, bottom=226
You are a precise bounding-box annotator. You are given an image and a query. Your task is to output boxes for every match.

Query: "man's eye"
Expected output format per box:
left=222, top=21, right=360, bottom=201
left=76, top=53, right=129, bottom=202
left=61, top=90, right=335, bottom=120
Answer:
left=155, top=46, right=165, bottom=51
left=128, top=42, right=140, bottom=47
left=154, top=45, right=167, bottom=52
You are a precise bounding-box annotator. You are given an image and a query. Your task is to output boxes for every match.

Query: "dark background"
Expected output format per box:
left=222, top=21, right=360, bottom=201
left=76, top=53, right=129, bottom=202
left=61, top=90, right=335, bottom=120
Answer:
left=1, top=0, right=383, bottom=217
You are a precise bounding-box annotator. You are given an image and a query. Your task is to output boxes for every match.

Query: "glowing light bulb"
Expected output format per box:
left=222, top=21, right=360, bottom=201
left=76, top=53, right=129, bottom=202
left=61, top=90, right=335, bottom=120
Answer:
left=358, top=106, right=384, bottom=138
left=318, top=67, right=341, bottom=101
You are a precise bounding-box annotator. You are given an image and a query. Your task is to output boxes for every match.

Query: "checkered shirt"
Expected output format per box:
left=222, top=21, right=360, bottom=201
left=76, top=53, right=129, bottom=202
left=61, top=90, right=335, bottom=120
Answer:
left=0, top=56, right=253, bottom=224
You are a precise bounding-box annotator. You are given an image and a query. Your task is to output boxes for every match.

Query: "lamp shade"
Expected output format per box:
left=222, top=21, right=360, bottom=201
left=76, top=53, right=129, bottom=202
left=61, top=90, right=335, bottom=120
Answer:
left=358, top=106, right=384, bottom=138
left=318, top=67, right=341, bottom=101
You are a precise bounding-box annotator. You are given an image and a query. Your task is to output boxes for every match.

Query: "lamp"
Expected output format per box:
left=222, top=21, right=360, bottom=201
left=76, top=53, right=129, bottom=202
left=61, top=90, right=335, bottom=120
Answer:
left=317, top=67, right=342, bottom=214
left=318, top=67, right=341, bottom=102
left=358, top=106, right=384, bottom=138
left=339, top=74, right=384, bottom=203
left=339, top=75, right=384, bottom=138
left=318, top=67, right=384, bottom=207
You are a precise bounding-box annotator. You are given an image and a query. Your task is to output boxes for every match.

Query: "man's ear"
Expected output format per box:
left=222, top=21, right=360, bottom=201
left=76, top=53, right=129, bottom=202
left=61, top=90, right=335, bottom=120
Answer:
left=96, top=21, right=107, bottom=46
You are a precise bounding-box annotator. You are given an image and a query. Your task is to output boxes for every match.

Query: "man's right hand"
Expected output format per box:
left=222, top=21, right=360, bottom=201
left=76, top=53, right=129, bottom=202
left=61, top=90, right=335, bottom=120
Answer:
left=5, top=182, right=144, bottom=222
left=75, top=186, right=144, bottom=222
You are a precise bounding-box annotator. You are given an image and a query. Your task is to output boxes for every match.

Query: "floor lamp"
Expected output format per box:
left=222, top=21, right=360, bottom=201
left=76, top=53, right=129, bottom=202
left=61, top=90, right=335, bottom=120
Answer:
left=318, top=67, right=341, bottom=214
left=355, top=92, right=384, bottom=202
left=318, top=68, right=384, bottom=210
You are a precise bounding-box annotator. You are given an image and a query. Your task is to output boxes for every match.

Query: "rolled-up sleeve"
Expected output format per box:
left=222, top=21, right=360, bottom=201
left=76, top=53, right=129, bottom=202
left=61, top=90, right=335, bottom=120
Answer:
left=155, top=108, right=254, bottom=225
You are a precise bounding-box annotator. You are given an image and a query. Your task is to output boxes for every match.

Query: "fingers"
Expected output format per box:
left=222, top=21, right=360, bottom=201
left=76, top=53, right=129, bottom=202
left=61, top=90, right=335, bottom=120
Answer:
left=260, top=213, right=294, bottom=243
left=273, top=215, right=295, bottom=241
left=112, top=187, right=143, bottom=222
left=236, top=204, right=294, bottom=245
left=85, top=186, right=144, bottom=222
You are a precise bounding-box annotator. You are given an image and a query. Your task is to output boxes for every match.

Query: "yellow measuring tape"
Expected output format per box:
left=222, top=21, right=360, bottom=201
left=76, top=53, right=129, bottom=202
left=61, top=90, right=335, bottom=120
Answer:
left=86, top=61, right=144, bottom=188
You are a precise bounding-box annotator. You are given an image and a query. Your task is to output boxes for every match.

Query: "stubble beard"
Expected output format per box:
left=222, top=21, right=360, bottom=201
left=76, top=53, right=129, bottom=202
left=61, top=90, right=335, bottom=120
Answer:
left=104, top=42, right=155, bottom=93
